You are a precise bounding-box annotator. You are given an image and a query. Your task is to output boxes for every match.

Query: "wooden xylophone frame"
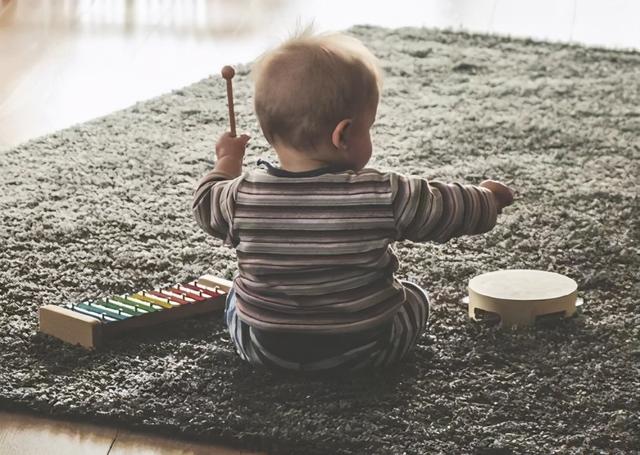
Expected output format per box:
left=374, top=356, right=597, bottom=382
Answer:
left=39, top=274, right=232, bottom=349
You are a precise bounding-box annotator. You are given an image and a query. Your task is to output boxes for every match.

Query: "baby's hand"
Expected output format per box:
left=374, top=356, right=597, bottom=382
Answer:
left=480, top=179, right=514, bottom=214
left=216, top=132, right=250, bottom=161
left=213, top=132, right=250, bottom=177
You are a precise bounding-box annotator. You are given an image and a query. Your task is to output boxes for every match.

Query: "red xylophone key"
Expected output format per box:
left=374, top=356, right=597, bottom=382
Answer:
left=167, top=287, right=206, bottom=302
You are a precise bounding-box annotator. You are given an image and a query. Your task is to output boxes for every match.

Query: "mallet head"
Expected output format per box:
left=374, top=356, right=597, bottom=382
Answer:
left=221, top=65, right=235, bottom=80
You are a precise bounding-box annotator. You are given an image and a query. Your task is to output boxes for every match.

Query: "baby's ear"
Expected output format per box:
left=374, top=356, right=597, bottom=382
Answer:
left=331, top=119, right=352, bottom=149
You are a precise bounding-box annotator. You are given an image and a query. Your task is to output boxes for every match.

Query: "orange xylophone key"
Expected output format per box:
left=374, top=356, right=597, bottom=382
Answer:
left=147, top=290, right=191, bottom=305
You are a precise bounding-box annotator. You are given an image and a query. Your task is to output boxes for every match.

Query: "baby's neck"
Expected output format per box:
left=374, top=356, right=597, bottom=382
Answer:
left=274, top=143, right=338, bottom=172
left=278, top=157, right=333, bottom=172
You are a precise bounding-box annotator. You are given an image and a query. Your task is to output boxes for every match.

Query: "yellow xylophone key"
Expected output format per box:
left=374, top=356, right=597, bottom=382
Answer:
left=130, top=292, right=174, bottom=309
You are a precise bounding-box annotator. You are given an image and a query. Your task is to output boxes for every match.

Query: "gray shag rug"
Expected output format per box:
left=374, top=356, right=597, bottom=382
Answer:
left=1, top=25, right=639, bottom=454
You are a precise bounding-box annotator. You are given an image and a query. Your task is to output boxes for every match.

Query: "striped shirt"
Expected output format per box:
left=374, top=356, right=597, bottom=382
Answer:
left=193, top=161, right=497, bottom=334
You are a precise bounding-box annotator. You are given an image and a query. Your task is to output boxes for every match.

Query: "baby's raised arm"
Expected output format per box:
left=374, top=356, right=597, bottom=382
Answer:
left=192, top=132, right=250, bottom=243
left=391, top=174, right=513, bottom=243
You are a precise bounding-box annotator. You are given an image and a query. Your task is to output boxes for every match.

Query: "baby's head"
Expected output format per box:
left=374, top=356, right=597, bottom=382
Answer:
left=252, top=28, right=383, bottom=171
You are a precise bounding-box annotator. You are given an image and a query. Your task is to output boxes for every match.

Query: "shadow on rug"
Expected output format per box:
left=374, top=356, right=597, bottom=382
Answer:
left=1, top=25, right=639, bottom=454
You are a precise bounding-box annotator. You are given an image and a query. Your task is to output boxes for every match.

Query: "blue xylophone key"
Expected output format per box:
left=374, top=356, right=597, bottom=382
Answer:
left=76, top=302, right=129, bottom=321
left=70, top=303, right=117, bottom=322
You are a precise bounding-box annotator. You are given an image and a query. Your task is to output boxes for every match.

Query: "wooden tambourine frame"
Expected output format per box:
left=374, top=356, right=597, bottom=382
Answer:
left=465, top=269, right=583, bottom=328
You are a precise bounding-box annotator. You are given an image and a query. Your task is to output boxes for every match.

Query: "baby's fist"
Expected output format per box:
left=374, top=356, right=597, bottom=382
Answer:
left=480, top=179, right=514, bottom=213
left=215, top=132, right=250, bottom=161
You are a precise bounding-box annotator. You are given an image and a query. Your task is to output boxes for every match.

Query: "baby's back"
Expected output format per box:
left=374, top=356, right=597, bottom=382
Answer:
left=229, top=164, right=407, bottom=334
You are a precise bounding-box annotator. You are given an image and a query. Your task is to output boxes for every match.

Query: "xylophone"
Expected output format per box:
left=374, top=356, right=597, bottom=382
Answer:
left=39, top=275, right=232, bottom=348
left=40, top=66, right=240, bottom=349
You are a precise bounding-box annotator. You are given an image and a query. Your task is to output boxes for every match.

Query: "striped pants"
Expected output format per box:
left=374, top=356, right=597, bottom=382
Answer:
left=224, top=282, right=430, bottom=374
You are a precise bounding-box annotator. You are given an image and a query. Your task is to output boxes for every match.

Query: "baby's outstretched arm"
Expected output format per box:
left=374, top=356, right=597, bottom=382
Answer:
left=192, top=132, right=250, bottom=242
left=391, top=174, right=514, bottom=243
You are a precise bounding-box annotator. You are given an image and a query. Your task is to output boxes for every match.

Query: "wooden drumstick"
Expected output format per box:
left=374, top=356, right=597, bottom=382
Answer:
left=221, top=65, right=237, bottom=137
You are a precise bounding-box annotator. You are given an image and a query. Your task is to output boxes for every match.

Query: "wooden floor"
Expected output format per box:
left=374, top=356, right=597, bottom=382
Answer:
left=1, top=0, right=639, bottom=453
left=0, top=411, right=262, bottom=455
left=1, top=0, right=639, bottom=148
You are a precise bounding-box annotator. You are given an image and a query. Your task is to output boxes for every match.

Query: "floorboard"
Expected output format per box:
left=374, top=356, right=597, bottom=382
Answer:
left=0, top=411, right=116, bottom=455
left=109, top=429, right=262, bottom=455
left=1, top=0, right=638, bottom=148
left=0, top=411, right=264, bottom=455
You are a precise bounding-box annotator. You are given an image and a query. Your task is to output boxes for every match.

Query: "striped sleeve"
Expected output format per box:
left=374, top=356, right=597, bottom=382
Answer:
left=390, top=173, right=498, bottom=243
left=192, top=169, right=242, bottom=245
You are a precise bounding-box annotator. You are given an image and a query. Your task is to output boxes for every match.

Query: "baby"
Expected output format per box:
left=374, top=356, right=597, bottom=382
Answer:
left=193, top=30, right=513, bottom=374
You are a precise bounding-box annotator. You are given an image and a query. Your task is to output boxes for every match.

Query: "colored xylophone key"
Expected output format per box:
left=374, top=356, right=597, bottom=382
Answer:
left=167, top=287, right=206, bottom=302
left=147, top=290, right=191, bottom=306
left=97, top=298, right=139, bottom=316
left=180, top=284, right=218, bottom=298
left=195, top=277, right=228, bottom=292
left=111, top=296, right=159, bottom=312
left=75, top=302, right=129, bottom=321
left=69, top=303, right=116, bottom=322
left=131, top=292, right=174, bottom=309
left=181, top=283, right=221, bottom=298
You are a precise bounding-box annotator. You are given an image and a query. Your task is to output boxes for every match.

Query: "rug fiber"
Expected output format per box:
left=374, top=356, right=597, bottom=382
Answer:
left=1, top=25, right=639, bottom=454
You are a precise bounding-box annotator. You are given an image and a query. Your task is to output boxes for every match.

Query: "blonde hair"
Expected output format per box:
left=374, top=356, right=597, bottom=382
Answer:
left=252, top=27, right=383, bottom=153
